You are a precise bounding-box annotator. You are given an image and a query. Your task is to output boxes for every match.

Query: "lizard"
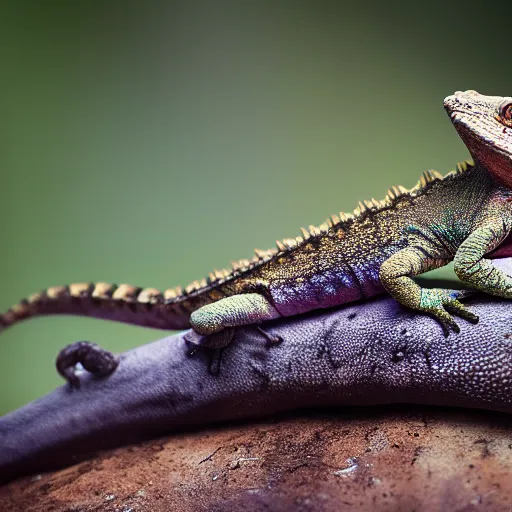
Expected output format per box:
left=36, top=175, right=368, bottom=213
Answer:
left=2, top=90, right=512, bottom=377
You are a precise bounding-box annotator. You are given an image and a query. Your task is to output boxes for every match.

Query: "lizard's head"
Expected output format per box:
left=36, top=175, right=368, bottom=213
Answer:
left=444, top=90, right=512, bottom=187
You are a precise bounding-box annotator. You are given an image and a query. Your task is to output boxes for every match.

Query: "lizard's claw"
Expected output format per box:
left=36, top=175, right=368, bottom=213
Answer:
left=256, top=326, right=283, bottom=345
left=419, top=288, right=479, bottom=336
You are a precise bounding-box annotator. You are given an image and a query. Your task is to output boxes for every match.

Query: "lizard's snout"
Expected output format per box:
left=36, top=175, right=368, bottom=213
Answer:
left=443, top=95, right=458, bottom=118
left=445, top=90, right=484, bottom=114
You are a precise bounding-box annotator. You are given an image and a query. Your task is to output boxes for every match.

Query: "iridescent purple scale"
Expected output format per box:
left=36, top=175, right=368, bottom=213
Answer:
left=269, top=261, right=385, bottom=317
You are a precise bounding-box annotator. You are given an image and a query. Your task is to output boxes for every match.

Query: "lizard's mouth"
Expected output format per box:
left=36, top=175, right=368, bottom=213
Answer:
left=443, top=91, right=489, bottom=125
left=448, top=111, right=464, bottom=129
left=444, top=96, right=475, bottom=126
left=444, top=98, right=472, bottom=130
left=448, top=110, right=463, bottom=122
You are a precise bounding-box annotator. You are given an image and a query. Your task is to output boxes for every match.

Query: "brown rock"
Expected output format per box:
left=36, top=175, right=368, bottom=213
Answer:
left=1, top=406, right=511, bottom=511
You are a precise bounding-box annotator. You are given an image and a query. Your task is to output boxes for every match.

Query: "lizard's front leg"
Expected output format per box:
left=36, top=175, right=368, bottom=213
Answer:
left=379, top=241, right=478, bottom=335
left=454, top=218, right=512, bottom=299
left=184, top=293, right=282, bottom=350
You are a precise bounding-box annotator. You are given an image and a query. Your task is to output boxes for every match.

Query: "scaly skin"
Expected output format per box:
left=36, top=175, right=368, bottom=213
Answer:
left=1, top=91, right=512, bottom=359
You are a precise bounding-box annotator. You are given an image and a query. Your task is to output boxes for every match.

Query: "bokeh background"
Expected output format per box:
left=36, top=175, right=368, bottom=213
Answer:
left=1, top=0, right=511, bottom=414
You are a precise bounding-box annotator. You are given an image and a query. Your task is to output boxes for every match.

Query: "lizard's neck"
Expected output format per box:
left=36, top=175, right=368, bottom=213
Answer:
left=470, top=154, right=512, bottom=190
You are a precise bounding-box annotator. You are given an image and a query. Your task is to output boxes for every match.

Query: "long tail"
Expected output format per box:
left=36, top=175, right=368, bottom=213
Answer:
left=0, top=282, right=195, bottom=333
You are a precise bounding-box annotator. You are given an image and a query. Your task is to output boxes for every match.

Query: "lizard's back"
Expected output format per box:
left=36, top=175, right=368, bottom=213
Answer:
left=223, top=161, right=498, bottom=316
left=4, top=89, right=512, bottom=389
left=0, top=160, right=504, bottom=332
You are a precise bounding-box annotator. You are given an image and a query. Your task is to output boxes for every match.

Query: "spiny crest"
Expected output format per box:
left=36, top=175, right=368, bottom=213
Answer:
left=137, top=288, right=163, bottom=304
left=112, top=284, right=141, bottom=301
left=254, top=248, right=277, bottom=259
left=90, top=282, right=164, bottom=305
left=284, top=159, right=475, bottom=242
left=352, top=198, right=388, bottom=217
left=184, top=278, right=208, bottom=295
left=176, top=160, right=475, bottom=301
left=409, top=169, right=444, bottom=195
left=419, top=169, right=444, bottom=188
left=231, top=258, right=250, bottom=271
left=176, top=245, right=280, bottom=300
left=276, top=238, right=302, bottom=251
left=385, top=185, right=409, bottom=201
left=455, top=159, right=474, bottom=175
left=391, top=160, right=473, bottom=198
left=164, top=286, right=183, bottom=300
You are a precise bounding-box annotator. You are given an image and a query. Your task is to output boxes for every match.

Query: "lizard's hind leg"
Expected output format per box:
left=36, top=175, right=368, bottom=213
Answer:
left=184, top=293, right=281, bottom=350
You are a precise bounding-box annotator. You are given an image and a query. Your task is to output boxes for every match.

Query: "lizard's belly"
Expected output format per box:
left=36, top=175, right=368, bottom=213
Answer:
left=268, top=261, right=385, bottom=317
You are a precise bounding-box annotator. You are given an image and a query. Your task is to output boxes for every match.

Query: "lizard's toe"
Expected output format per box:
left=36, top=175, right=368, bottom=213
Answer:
left=451, top=288, right=478, bottom=301
left=256, top=326, right=283, bottom=345
left=444, top=299, right=479, bottom=324
left=420, top=288, right=480, bottom=335
left=427, top=308, right=460, bottom=336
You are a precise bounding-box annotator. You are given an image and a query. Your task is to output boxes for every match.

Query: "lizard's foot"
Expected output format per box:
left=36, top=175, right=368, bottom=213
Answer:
left=419, top=288, right=479, bottom=336
left=184, top=325, right=282, bottom=356
left=184, top=329, right=235, bottom=375
left=184, top=327, right=236, bottom=356
left=56, top=341, right=119, bottom=389
left=256, top=326, right=283, bottom=345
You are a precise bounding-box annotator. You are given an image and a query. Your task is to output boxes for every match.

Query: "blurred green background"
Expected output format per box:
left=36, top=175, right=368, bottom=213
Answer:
left=1, top=0, right=511, bottom=414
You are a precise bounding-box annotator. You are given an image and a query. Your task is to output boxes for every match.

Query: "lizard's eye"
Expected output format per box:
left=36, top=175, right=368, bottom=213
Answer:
left=498, top=100, right=512, bottom=127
